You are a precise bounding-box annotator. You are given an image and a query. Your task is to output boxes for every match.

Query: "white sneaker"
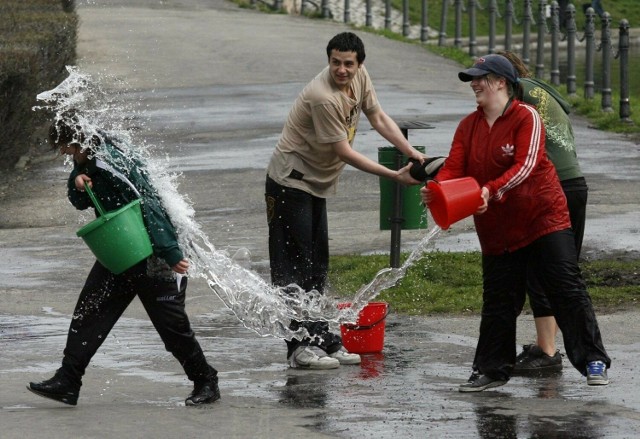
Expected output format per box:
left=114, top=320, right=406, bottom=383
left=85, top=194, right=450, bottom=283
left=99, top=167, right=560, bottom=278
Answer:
left=289, top=346, right=340, bottom=369
left=328, top=348, right=361, bottom=365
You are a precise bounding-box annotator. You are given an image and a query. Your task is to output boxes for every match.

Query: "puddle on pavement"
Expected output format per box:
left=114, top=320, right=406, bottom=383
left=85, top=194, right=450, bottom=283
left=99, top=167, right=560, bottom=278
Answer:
left=3, top=311, right=639, bottom=437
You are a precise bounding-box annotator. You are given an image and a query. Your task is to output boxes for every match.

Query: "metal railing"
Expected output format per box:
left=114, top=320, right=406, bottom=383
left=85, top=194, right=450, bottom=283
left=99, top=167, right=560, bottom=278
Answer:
left=436, top=0, right=632, bottom=121
left=264, top=0, right=632, bottom=122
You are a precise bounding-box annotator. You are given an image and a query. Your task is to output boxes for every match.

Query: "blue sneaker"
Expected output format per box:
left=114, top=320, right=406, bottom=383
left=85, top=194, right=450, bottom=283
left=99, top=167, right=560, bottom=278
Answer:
left=586, top=360, right=609, bottom=386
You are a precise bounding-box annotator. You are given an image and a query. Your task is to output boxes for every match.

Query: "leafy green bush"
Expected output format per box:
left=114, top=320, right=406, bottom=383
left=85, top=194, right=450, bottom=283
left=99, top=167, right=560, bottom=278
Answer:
left=0, top=0, right=78, bottom=169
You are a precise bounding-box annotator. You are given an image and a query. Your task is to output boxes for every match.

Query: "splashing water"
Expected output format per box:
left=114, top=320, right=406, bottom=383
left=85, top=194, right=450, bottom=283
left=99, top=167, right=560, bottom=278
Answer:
left=36, top=67, right=442, bottom=341
left=350, top=225, right=441, bottom=310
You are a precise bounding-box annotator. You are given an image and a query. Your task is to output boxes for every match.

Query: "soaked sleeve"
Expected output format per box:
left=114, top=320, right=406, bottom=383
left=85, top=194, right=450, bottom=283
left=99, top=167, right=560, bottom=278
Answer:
left=130, top=170, right=184, bottom=267
left=103, top=153, right=184, bottom=266
left=139, top=197, right=184, bottom=267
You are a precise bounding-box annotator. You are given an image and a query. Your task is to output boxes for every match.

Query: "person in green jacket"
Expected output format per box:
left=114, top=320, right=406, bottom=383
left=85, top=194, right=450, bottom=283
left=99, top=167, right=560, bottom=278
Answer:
left=500, top=51, right=589, bottom=374
left=27, top=112, right=220, bottom=406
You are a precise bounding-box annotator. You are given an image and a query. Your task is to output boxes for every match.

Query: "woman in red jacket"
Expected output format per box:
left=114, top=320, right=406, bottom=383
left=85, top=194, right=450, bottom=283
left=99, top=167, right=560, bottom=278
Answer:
left=422, top=54, right=610, bottom=392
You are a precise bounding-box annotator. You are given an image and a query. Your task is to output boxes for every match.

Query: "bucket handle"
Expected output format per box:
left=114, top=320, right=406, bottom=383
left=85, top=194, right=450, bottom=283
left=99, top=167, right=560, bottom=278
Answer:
left=84, top=182, right=106, bottom=217
left=342, top=305, right=391, bottom=331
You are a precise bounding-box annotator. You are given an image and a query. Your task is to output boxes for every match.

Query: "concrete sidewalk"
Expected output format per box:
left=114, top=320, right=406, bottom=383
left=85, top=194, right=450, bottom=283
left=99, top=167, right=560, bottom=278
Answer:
left=1, top=1, right=639, bottom=438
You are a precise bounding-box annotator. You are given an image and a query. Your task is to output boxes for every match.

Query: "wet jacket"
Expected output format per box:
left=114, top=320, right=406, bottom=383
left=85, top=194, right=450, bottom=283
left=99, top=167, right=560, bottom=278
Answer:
left=436, top=99, right=571, bottom=255
left=68, top=137, right=184, bottom=267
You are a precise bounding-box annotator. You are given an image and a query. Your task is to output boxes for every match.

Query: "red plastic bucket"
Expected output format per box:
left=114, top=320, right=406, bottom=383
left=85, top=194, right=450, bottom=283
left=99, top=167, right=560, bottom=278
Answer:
left=426, top=177, right=482, bottom=230
left=338, top=302, right=389, bottom=354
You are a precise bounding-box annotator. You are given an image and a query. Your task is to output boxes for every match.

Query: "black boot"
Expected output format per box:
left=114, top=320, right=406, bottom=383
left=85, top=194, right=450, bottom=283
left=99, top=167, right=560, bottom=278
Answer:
left=27, top=373, right=80, bottom=406
left=185, top=375, right=220, bottom=406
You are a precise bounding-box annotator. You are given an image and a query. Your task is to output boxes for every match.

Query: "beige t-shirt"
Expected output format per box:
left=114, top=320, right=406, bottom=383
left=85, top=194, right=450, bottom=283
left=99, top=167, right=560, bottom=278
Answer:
left=267, top=64, right=380, bottom=197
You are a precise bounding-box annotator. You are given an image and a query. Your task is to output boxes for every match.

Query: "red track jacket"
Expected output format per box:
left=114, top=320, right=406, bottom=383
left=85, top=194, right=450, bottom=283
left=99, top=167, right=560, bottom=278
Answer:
left=437, top=99, right=571, bottom=255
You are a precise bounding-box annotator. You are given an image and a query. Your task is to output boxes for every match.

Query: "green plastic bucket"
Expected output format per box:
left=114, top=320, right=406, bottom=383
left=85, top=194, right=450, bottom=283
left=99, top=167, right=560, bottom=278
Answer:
left=378, top=146, right=427, bottom=230
left=76, top=184, right=153, bottom=274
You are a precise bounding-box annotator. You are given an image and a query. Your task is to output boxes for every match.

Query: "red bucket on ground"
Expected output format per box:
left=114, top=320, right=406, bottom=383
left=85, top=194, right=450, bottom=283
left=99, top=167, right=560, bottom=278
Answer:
left=338, top=302, right=389, bottom=354
left=426, top=177, right=482, bottom=230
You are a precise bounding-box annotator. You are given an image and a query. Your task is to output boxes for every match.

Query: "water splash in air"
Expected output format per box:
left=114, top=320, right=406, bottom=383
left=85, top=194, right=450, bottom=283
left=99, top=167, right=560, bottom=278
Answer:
left=36, top=67, right=441, bottom=341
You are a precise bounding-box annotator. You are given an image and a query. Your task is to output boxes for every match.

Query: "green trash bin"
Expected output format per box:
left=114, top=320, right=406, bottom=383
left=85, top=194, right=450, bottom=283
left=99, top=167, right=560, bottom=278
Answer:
left=378, top=146, right=427, bottom=230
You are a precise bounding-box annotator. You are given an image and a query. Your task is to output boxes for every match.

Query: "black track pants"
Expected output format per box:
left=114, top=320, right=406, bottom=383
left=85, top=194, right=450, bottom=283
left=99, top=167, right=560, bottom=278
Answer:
left=59, top=261, right=216, bottom=387
left=475, top=230, right=610, bottom=380
left=265, top=176, right=341, bottom=357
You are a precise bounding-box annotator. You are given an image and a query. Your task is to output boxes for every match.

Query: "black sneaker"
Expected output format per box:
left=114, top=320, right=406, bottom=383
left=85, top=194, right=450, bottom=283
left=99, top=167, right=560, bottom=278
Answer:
left=27, top=374, right=80, bottom=406
left=459, top=371, right=507, bottom=393
left=513, top=344, right=563, bottom=374
left=185, top=376, right=221, bottom=406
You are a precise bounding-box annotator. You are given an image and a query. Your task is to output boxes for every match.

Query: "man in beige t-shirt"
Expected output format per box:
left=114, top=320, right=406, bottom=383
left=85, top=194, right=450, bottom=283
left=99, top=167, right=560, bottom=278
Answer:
left=266, top=32, right=424, bottom=370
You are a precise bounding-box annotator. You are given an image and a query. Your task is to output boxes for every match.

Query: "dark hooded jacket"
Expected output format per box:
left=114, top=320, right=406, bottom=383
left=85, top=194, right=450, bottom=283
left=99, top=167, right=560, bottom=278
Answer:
left=67, top=136, right=183, bottom=267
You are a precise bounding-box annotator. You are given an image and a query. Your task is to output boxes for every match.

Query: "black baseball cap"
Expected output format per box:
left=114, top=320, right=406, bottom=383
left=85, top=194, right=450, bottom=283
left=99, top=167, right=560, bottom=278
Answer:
left=458, top=54, right=518, bottom=84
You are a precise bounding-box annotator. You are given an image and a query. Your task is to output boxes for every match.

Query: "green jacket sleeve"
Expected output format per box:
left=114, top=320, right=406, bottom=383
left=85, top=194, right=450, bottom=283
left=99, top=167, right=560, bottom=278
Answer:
left=68, top=142, right=184, bottom=268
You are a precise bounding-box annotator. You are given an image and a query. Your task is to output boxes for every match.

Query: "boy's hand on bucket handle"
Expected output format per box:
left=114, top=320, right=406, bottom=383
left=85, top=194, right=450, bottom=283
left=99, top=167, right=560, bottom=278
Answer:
left=74, top=174, right=92, bottom=191
left=172, top=258, right=189, bottom=274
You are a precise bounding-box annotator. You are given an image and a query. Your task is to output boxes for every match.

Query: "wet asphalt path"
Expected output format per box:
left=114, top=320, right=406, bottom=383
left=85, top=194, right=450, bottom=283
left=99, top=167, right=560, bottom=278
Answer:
left=1, top=1, right=639, bottom=438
